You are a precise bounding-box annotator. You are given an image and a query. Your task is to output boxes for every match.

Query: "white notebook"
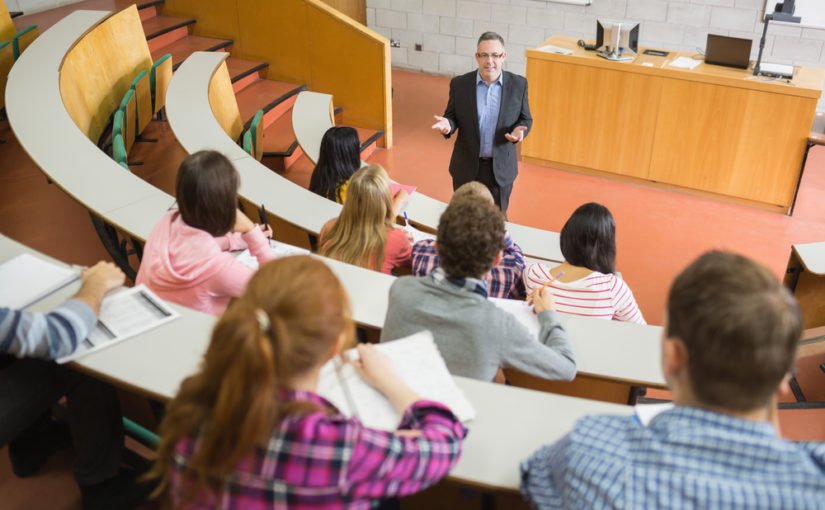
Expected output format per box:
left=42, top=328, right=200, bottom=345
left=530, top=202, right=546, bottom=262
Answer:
left=235, top=240, right=310, bottom=270
left=58, top=285, right=179, bottom=363
left=0, top=253, right=80, bottom=309
left=316, top=331, right=476, bottom=431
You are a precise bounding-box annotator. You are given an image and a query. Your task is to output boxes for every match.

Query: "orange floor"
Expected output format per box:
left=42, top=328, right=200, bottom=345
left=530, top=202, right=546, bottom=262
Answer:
left=2, top=4, right=825, bottom=507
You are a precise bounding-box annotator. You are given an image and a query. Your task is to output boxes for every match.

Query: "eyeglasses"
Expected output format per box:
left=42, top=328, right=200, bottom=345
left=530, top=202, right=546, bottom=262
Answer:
left=476, top=52, right=504, bottom=60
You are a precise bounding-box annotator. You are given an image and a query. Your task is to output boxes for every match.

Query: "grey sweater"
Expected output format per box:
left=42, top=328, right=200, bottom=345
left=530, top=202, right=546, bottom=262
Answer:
left=380, top=275, right=577, bottom=382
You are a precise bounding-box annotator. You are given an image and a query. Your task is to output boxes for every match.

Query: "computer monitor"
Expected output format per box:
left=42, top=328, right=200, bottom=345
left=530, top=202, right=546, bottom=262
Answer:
left=596, top=20, right=639, bottom=61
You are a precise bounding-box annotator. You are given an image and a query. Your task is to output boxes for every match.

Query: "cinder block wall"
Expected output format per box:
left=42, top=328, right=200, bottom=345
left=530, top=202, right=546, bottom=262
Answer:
left=367, top=0, right=825, bottom=110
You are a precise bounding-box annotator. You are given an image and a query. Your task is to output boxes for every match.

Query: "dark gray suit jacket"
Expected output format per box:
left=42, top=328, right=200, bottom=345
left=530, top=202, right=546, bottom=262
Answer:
left=442, top=70, right=532, bottom=188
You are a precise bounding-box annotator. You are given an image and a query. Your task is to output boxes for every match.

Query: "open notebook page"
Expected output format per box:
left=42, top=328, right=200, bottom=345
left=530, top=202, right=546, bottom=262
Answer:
left=316, top=330, right=476, bottom=431
left=58, top=285, right=179, bottom=363
left=235, top=240, right=311, bottom=270
left=490, top=297, right=540, bottom=337
left=0, top=253, right=80, bottom=309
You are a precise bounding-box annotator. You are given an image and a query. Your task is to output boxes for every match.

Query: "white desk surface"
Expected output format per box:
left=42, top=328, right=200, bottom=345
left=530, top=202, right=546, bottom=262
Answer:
left=3, top=234, right=632, bottom=492
left=5, top=10, right=174, bottom=241
left=450, top=376, right=630, bottom=491
left=792, top=241, right=825, bottom=276
left=292, top=90, right=334, bottom=164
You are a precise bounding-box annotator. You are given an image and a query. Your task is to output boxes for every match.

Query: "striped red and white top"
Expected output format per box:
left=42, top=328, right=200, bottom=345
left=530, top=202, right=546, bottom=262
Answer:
left=523, top=263, right=645, bottom=324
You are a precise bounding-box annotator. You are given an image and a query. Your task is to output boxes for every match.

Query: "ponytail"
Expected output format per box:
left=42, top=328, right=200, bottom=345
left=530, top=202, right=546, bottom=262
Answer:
left=151, top=256, right=353, bottom=507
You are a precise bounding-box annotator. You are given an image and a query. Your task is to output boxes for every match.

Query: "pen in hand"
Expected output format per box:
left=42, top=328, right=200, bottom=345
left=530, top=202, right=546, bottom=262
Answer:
left=529, top=270, right=564, bottom=305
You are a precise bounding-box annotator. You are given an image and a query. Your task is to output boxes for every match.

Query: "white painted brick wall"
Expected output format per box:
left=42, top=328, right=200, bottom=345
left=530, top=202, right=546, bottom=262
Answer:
left=368, top=0, right=825, bottom=110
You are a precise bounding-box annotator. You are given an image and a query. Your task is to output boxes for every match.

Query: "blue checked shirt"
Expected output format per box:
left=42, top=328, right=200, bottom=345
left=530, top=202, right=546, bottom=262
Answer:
left=521, top=406, right=825, bottom=509
left=476, top=71, right=502, bottom=158
left=411, top=232, right=525, bottom=299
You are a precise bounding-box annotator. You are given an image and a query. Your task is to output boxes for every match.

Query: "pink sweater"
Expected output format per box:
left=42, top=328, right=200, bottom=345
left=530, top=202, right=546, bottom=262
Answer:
left=136, top=211, right=276, bottom=316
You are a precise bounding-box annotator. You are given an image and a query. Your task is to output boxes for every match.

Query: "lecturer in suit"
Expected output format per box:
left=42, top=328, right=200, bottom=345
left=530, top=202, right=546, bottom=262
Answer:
left=432, top=31, right=532, bottom=214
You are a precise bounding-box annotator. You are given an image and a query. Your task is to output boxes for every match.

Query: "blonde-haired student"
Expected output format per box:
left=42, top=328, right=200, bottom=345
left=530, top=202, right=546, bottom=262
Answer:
left=150, top=257, right=465, bottom=509
left=319, top=164, right=411, bottom=274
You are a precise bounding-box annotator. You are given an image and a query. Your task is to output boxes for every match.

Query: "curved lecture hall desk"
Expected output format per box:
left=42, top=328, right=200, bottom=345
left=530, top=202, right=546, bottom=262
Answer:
left=5, top=10, right=175, bottom=243
left=525, top=35, right=825, bottom=214
left=1, top=233, right=633, bottom=494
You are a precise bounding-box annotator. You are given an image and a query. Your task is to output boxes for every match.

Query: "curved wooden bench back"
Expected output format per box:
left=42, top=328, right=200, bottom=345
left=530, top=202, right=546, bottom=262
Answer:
left=59, top=5, right=152, bottom=142
left=207, top=60, right=243, bottom=141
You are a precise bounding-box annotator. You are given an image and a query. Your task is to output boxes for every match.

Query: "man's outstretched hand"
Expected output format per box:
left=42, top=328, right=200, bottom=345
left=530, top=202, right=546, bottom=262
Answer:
left=505, top=125, right=527, bottom=143
left=432, top=115, right=451, bottom=135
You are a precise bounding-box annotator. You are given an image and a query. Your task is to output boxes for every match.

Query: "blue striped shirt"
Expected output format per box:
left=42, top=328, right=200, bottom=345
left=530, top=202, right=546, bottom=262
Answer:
left=476, top=71, right=502, bottom=158
left=521, top=406, right=825, bottom=509
left=0, top=300, right=97, bottom=359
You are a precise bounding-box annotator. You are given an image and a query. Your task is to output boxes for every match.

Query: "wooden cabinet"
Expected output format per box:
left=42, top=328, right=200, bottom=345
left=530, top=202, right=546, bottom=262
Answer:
left=524, top=36, right=825, bottom=213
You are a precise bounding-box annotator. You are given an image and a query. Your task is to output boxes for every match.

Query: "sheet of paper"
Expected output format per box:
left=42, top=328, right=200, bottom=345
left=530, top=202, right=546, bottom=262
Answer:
left=537, top=44, right=573, bottom=55
left=58, top=285, right=179, bottom=363
left=390, top=182, right=417, bottom=198
left=402, top=224, right=436, bottom=244
left=235, top=240, right=311, bottom=270
left=316, top=331, right=476, bottom=431
left=634, top=402, right=674, bottom=426
left=0, top=253, right=80, bottom=309
left=490, top=297, right=540, bottom=337
left=668, top=56, right=701, bottom=70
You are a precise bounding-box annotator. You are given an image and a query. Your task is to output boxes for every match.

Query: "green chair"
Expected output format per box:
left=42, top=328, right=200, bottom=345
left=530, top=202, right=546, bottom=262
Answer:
left=130, top=69, right=154, bottom=137
left=112, top=133, right=129, bottom=170
left=122, top=417, right=159, bottom=449
left=150, top=53, right=172, bottom=119
left=11, top=24, right=37, bottom=60
left=243, top=109, right=264, bottom=160
left=118, top=89, right=136, bottom=152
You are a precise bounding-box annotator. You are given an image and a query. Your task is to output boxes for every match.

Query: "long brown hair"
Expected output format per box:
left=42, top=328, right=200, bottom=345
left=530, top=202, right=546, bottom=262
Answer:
left=319, top=164, right=394, bottom=271
left=149, top=256, right=354, bottom=506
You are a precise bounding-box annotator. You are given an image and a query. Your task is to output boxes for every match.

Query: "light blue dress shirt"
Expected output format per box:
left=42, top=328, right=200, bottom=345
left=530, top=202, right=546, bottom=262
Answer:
left=476, top=71, right=502, bottom=158
left=521, top=406, right=825, bottom=509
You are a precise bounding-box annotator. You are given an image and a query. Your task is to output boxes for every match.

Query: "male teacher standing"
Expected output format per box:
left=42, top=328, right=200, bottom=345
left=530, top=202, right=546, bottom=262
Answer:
left=432, top=32, right=532, bottom=214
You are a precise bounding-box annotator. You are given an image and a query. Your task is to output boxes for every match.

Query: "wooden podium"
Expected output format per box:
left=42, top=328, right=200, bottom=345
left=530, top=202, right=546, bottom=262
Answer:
left=523, top=36, right=825, bottom=213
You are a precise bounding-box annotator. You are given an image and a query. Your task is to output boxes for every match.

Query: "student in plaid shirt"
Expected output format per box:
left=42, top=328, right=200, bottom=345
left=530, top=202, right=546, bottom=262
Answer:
left=150, top=257, right=466, bottom=509
left=411, top=182, right=526, bottom=299
left=521, top=251, right=825, bottom=509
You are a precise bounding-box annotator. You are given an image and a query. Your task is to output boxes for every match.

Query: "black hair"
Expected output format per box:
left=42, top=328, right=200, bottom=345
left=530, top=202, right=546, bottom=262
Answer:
left=559, top=202, right=616, bottom=274
left=308, top=126, right=361, bottom=203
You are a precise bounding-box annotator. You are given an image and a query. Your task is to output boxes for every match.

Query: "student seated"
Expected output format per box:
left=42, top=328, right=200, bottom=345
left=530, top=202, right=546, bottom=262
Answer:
left=1, top=261, right=153, bottom=510
left=150, top=256, right=466, bottom=508
left=522, top=202, right=645, bottom=324
left=521, top=251, right=825, bottom=509
left=136, top=150, right=275, bottom=316
left=412, top=181, right=526, bottom=299
left=319, top=164, right=411, bottom=275
left=381, top=197, right=576, bottom=382
left=308, top=126, right=362, bottom=204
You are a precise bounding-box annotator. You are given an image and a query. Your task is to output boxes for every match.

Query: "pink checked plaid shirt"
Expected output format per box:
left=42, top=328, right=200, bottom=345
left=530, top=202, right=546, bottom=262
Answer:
left=169, top=390, right=466, bottom=509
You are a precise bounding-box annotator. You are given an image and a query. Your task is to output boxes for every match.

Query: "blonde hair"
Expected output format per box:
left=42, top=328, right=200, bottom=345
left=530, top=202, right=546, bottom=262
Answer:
left=149, top=257, right=354, bottom=507
left=319, top=164, right=394, bottom=271
left=451, top=181, right=493, bottom=204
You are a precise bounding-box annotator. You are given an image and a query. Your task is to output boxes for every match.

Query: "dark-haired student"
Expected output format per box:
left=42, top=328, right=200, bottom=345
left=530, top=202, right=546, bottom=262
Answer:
left=411, top=181, right=526, bottom=298
left=521, top=251, right=825, bottom=509
left=1, top=262, right=153, bottom=510
left=137, top=150, right=275, bottom=316
left=381, top=197, right=575, bottom=382
left=523, top=202, right=645, bottom=323
left=309, top=126, right=361, bottom=204
left=151, top=256, right=466, bottom=509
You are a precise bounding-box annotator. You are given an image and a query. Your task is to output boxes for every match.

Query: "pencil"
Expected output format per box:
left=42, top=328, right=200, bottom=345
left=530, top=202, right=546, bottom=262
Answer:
left=531, top=270, right=564, bottom=301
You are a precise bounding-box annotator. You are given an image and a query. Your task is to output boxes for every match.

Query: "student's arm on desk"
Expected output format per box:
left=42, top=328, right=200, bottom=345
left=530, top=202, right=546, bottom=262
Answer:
left=2, top=261, right=125, bottom=359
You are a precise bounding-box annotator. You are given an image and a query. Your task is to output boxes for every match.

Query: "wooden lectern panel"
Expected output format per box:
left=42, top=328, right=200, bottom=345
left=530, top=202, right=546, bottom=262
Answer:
left=649, top=77, right=815, bottom=207
left=524, top=59, right=660, bottom=180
